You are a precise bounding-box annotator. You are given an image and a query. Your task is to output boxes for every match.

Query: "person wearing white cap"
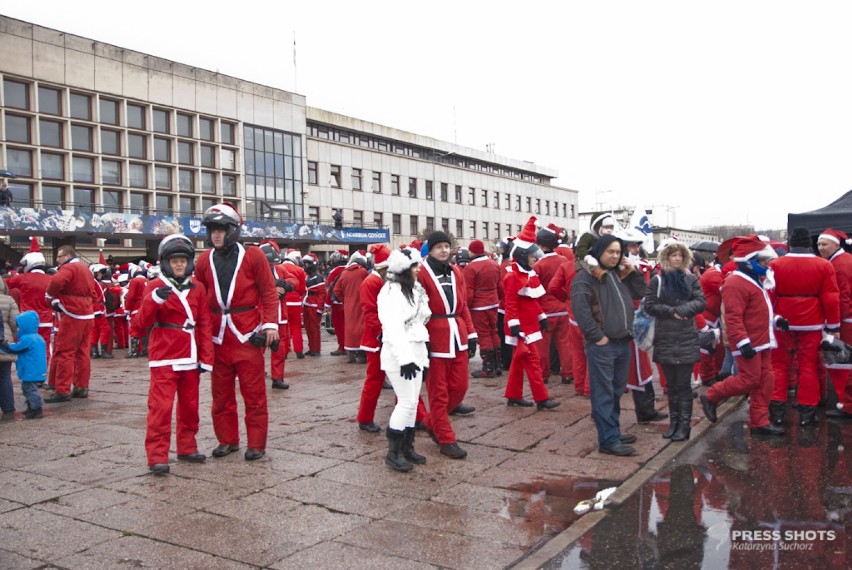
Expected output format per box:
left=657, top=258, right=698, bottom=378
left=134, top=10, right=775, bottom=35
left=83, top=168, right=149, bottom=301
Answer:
left=575, top=212, right=618, bottom=269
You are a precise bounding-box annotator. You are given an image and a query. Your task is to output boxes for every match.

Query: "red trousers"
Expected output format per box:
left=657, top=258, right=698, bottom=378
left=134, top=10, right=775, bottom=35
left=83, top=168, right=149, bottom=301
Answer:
left=331, top=304, right=345, bottom=351
left=269, top=323, right=291, bottom=381
left=471, top=309, right=500, bottom=352
left=699, top=346, right=725, bottom=383
left=111, top=316, right=128, bottom=348
left=145, top=367, right=200, bottom=466
left=357, top=350, right=385, bottom=423
left=303, top=307, right=322, bottom=353
left=827, top=321, right=852, bottom=411
left=540, top=315, right=573, bottom=379
left=707, top=350, right=774, bottom=428
left=92, top=315, right=111, bottom=349
left=286, top=306, right=303, bottom=353
left=211, top=334, right=269, bottom=451
left=771, top=330, right=821, bottom=406
left=52, top=316, right=93, bottom=393
left=38, top=326, right=51, bottom=371
left=568, top=321, right=589, bottom=396
left=505, top=341, right=549, bottom=401
left=423, top=353, right=469, bottom=444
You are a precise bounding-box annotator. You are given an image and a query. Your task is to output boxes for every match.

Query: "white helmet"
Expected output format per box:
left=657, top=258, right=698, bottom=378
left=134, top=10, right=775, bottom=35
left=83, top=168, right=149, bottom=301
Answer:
left=20, top=252, right=46, bottom=273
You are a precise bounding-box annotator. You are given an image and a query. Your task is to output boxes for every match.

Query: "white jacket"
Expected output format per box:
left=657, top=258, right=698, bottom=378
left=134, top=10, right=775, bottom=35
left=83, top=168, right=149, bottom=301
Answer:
left=378, top=280, right=431, bottom=371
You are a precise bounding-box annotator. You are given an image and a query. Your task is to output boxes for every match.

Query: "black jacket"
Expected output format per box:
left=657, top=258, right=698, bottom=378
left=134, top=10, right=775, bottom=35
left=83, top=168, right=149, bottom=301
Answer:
left=644, top=271, right=706, bottom=365
left=572, top=263, right=647, bottom=344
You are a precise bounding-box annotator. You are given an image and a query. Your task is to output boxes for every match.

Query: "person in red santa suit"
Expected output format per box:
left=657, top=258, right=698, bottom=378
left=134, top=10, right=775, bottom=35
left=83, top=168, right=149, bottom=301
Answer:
left=43, top=245, right=100, bottom=402
left=125, top=263, right=149, bottom=358
left=701, top=235, right=785, bottom=435
left=698, top=253, right=725, bottom=384
left=194, top=203, right=279, bottom=461
left=546, top=247, right=588, bottom=397
left=419, top=230, right=478, bottom=459
left=282, top=249, right=307, bottom=359
left=534, top=224, right=575, bottom=385
left=112, top=272, right=129, bottom=350
left=104, top=273, right=126, bottom=351
left=496, top=239, right=514, bottom=373
left=463, top=239, right=503, bottom=379
left=324, top=249, right=349, bottom=356
left=503, top=218, right=560, bottom=411
left=135, top=234, right=214, bottom=475
left=301, top=253, right=325, bottom=356
left=333, top=251, right=370, bottom=364
left=89, top=265, right=114, bottom=359
left=6, top=238, right=53, bottom=371
left=818, top=227, right=852, bottom=419
left=258, top=241, right=297, bottom=390
left=767, top=227, right=839, bottom=427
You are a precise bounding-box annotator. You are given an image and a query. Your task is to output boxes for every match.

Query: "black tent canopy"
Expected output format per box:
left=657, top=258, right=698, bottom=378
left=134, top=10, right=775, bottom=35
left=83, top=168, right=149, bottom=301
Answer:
left=787, top=190, right=852, bottom=236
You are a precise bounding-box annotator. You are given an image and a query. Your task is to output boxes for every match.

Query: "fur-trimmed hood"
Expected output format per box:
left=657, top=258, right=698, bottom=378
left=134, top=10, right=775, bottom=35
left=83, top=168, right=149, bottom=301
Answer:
left=659, top=242, right=692, bottom=273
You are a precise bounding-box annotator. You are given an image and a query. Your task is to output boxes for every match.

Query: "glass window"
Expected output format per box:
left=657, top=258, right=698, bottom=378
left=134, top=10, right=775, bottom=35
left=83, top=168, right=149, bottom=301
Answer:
left=221, top=122, right=235, bottom=144
left=4, top=80, right=29, bottom=109
left=6, top=148, right=32, bottom=177
left=74, top=187, right=94, bottom=211
left=103, top=189, right=122, bottom=213
left=154, top=137, right=170, bottom=162
left=505, top=193, right=511, bottom=210
left=101, top=129, right=120, bottom=155
left=330, top=165, right=341, bottom=187
left=199, top=117, right=213, bottom=141
left=223, top=174, right=236, bottom=196
left=456, top=220, right=463, bottom=238
left=179, top=169, right=194, bottom=192
left=201, top=171, right=216, bottom=194
left=516, top=195, right=522, bottom=212
left=155, top=166, right=171, bottom=190
left=469, top=221, right=476, bottom=238
left=127, top=104, right=145, bottom=129
left=442, top=218, right=450, bottom=232
left=38, top=86, right=61, bottom=115
left=129, top=163, right=147, bottom=188
left=200, top=145, right=215, bottom=168
left=373, top=212, right=383, bottom=227
left=391, top=175, right=400, bottom=196
left=130, top=191, right=148, bottom=214
left=5, top=115, right=30, bottom=143
left=41, top=152, right=64, bottom=180
left=72, top=156, right=94, bottom=183
left=178, top=141, right=194, bottom=165
left=546, top=200, right=551, bottom=216
left=481, top=189, right=488, bottom=207
left=308, top=206, right=319, bottom=221
left=39, top=119, right=62, bottom=147
left=535, top=198, right=541, bottom=214
left=408, top=178, right=417, bottom=198
left=179, top=196, right=194, bottom=215
left=243, top=125, right=254, bottom=149
left=392, top=214, right=401, bottom=235
left=426, top=217, right=434, bottom=232
left=153, top=109, right=169, bottom=133
left=440, top=183, right=448, bottom=202
left=128, top=133, right=147, bottom=159
left=156, top=194, right=172, bottom=215
left=220, top=148, right=235, bottom=170
left=493, top=191, right=500, bottom=209
left=372, top=172, right=381, bottom=193
left=176, top=113, right=192, bottom=137
left=526, top=197, right=532, bottom=212
left=353, top=210, right=363, bottom=225
left=307, top=161, right=318, bottom=185
left=202, top=197, right=216, bottom=212
left=351, top=167, right=361, bottom=191
left=408, top=216, right=419, bottom=235
left=468, top=187, right=475, bottom=205
left=42, top=185, right=65, bottom=208
left=69, top=93, right=90, bottom=120
left=455, top=185, right=462, bottom=203
left=99, top=99, right=118, bottom=124
left=483, top=222, right=489, bottom=240
left=425, top=181, right=433, bottom=200
left=71, top=124, right=92, bottom=151
left=101, top=159, right=121, bottom=185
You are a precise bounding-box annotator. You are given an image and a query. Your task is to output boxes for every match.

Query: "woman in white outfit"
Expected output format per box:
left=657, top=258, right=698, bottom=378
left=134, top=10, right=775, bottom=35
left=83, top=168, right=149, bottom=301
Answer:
left=377, top=248, right=431, bottom=472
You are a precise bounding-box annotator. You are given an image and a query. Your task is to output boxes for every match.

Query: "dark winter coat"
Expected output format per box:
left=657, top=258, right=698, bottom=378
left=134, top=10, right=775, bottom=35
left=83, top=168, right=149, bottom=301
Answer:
left=572, top=260, right=647, bottom=345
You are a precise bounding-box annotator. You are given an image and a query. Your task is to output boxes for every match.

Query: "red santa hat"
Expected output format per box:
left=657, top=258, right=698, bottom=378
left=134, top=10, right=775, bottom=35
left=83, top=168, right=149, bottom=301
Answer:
left=468, top=240, right=485, bottom=255
left=818, top=227, right=851, bottom=245
left=117, top=273, right=129, bottom=284
left=409, top=239, right=423, bottom=251
left=262, top=240, right=281, bottom=254
left=368, top=244, right=392, bottom=269
left=337, top=249, right=348, bottom=256
left=513, top=216, right=538, bottom=249
left=732, top=235, right=778, bottom=262
left=302, top=253, right=318, bottom=264
left=29, top=237, right=40, bottom=253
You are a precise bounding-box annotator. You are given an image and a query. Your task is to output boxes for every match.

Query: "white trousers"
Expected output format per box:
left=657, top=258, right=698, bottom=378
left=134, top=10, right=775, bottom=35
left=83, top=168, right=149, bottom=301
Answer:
left=387, top=368, right=423, bottom=431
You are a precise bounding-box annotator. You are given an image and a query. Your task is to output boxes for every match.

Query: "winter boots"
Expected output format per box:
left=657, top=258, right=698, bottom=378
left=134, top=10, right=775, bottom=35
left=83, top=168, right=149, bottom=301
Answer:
left=402, top=427, right=426, bottom=465
left=100, top=344, right=114, bottom=359
left=671, top=398, right=693, bottom=441
left=90, top=344, right=100, bottom=359
left=385, top=428, right=413, bottom=472
left=663, top=399, right=681, bottom=439
left=798, top=405, right=818, bottom=426
left=126, top=338, right=139, bottom=358
left=470, top=349, right=496, bottom=379
left=769, top=400, right=786, bottom=426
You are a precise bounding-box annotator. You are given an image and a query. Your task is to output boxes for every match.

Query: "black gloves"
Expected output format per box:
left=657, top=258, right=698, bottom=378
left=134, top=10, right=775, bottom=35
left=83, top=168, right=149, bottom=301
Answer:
left=50, top=299, right=61, bottom=312
left=275, top=279, right=295, bottom=292
left=154, top=287, right=173, bottom=301
left=825, top=326, right=841, bottom=334
left=509, top=324, right=521, bottom=337
left=468, top=339, right=478, bottom=358
left=776, top=317, right=790, bottom=331
left=539, top=318, right=549, bottom=333
left=249, top=331, right=280, bottom=352
left=400, top=362, right=421, bottom=380
left=740, top=343, right=756, bottom=359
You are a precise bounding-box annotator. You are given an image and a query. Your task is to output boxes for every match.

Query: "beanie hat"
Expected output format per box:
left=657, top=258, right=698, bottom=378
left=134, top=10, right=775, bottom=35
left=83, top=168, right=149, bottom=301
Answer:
left=426, top=231, right=450, bottom=250
left=589, top=234, right=622, bottom=265
left=468, top=240, right=485, bottom=255
left=368, top=244, right=392, bottom=269
left=788, top=227, right=812, bottom=249
left=819, top=228, right=850, bottom=245
left=387, top=248, right=422, bottom=274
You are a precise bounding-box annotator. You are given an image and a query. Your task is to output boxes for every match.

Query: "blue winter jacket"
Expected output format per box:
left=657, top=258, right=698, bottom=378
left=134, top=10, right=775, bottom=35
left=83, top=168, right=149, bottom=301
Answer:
left=0, top=311, right=46, bottom=382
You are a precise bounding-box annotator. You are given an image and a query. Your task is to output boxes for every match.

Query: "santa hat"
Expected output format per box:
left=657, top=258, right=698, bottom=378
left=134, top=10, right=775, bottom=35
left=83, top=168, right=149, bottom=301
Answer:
left=513, top=216, right=538, bottom=249
left=337, top=249, right=348, bottom=256
left=387, top=248, right=422, bottom=274
left=285, top=248, right=301, bottom=263
left=468, top=240, right=485, bottom=255
left=302, top=253, right=318, bottom=264
left=368, top=244, right=392, bottom=269
left=349, top=250, right=367, bottom=265
left=819, top=228, right=851, bottom=246
left=262, top=240, right=281, bottom=254
left=29, top=237, right=40, bottom=253
left=117, top=273, right=129, bottom=284
left=409, top=239, right=423, bottom=251
left=99, top=250, right=106, bottom=265
left=732, top=235, right=778, bottom=262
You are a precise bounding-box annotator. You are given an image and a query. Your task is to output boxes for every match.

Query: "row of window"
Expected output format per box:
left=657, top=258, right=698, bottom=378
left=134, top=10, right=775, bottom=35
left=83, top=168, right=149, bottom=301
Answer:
left=320, top=209, right=528, bottom=240
left=307, top=121, right=546, bottom=184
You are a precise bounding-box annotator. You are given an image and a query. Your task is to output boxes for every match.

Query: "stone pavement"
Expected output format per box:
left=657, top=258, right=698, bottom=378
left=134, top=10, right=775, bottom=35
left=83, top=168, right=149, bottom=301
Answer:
left=0, top=335, right=686, bottom=569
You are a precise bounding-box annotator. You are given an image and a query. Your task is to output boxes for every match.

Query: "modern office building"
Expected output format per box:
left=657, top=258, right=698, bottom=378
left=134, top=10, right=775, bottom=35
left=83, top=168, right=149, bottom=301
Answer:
left=0, top=15, right=578, bottom=263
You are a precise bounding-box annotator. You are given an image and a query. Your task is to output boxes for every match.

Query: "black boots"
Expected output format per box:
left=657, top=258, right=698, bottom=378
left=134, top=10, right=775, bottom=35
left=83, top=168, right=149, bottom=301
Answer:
left=385, top=428, right=413, bottom=472
left=471, top=349, right=496, bottom=378
left=700, top=395, right=718, bottom=423
left=769, top=400, right=786, bottom=425
left=126, top=338, right=138, bottom=358
left=90, top=344, right=100, bottom=359
left=798, top=405, right=818, bottom=426
left=663, top=399, right=681, bottom=439
left=100, top=344, right=114, bottom=359
left=402, top=427, right=426, bottom=465
left=671, top=398, right=693, bottom=441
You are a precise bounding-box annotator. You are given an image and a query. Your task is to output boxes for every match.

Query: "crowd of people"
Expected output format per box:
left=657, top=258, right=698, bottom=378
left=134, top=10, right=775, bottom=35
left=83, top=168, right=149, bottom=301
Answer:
left=1, top=202, right=850, bottom=474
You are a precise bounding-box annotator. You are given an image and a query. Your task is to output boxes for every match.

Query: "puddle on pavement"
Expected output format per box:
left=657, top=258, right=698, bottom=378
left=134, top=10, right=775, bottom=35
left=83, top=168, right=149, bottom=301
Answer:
left=541, top=406, right=851, bottom=569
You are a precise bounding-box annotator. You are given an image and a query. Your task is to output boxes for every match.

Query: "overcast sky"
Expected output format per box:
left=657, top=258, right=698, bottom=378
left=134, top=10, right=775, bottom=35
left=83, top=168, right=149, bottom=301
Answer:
left=3, top=0, right=851, bottom=230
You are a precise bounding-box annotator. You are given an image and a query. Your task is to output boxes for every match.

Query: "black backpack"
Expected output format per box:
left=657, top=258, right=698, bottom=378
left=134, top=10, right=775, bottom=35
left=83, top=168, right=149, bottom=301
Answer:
left=104, top=288, right=121, bottom=312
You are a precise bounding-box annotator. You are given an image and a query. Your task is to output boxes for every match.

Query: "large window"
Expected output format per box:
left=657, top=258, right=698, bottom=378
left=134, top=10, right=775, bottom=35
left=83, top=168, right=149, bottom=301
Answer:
left=127, top=104, right=145, bottom=129
left=5, top=115, right=30, bottom=143
left=220, top=148, right=235, bottom=170
left=154, top=137, right=170, bottom=162
left=155, top=166, right=172, bottom=190
left=307, top=161, right=318, bottom=185
left=330, top=164, right=341, bottom=187
left=38, top=86, right=61, bottom=114
left=6, top=148, right=32, bottom=177
left=409, top=215, right=419, bottom=235
left=200, top=145, right=215, bottom=168
left=69, top=93, right=91, bottom=120
left=40, top=119, right=62, bottom=147
left=71, top=125, right=92, bottom=151
left=454, top=185, right=462, bottom=203
left=373, top=212, right=383, bottom=228
left=74, top=187, right=94, bottom=211
left=4, top=80, right=29, bottom=110
left=242, top=125, right=302, bottom=221
left=179, top=196, right=195, bottom=215
left=426, top=217, right=434, bottom=232
left=128, top=133, right=147, bottom=159
left=220, top=122, right=235, bottom=144
left=351, top=168, right=362, bottom=191
left=101, top=129, right=120, bottom=155
left=456, top=219, right=463, bottom=238
left=176, top=113, right=193, bottom=137
left=72, top=156, right=94, bottom=183
left=99, top=99, right=118, bottom=125
left=42, top=185, right=65, bottom=208
left=199, top=117, right=214, bottom=141
left=391, top=175, right=400, bottom=196
left=425, top=180, right=433, bottom=200
left=153, top=109, right=170, bottom=133
left=178, top=141, right=194, bottom=165
left=201, top=171, right=216, bottom=194
left=392, top=214, right=401, bottom=234
left=440, top=183, right=448, bottom=202
left=223, top=174, right=236, bottom=196
left=101, top=159, right=121, bottom=185
left=41, top=152, right=64, bottom=180
left=179, top=169, right=194, bottom=192
left=103, top=189, right=122, bottom=213
left=372, top=171, right=381, bottom=193
left=155, top=194, right=172, bottom=215
left=408, top=177, right=417, bottom=198
left=130, top=191, right=148, bottom=214
left=129, top=163, right=148, bottom=188
left=353, top=210, right=363, bottom=226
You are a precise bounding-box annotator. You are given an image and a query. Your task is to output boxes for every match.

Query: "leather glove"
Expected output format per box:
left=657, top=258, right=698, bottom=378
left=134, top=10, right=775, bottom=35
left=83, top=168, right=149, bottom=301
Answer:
left=825, top=326, right=841, bottom=334
left=154, top=287, right=173, bottom=301
left=775, top=317, right=790, bottom=331
left=275, top=279, right=295, bottom=292
left=50, top=299, right=62, bottom=312
left=739, top=343, right=756, bottom=359
left=539, top=318, right=549, bottom=333
left=509, top=324, right=521, bottom=337
left=468, top=338, right=478, bottom=358
left=400, top=362, right=421, bottom=381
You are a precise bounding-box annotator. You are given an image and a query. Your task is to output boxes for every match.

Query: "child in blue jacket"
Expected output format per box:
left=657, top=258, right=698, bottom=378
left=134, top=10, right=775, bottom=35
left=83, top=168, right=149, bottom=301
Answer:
left=0, top=311, right=46, bottom=419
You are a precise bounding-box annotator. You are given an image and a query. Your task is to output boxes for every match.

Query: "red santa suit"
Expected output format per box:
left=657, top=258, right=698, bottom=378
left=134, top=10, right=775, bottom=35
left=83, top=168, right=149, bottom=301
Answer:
left=503, top=262, right=551, bottom=403
left=547, top=261, right=588, bottom=396
left=135, top=276, right=213, bottom=468
left=45, top=258, right=99, bottom=395
left=111, top=278, right=129, bottom=349
left=269, top=263, right=298, bottom=383
left=357, top=270, right=386, bottom=424
left=195, top=243, right=279, bottom=452
left=463, top=253, right=503, bottom=372
left=6, top=268, right=53, bottom=368
left=826, top=246, right=852, bottom=412
left=302, top=269, right=326, bottom=354
left=534, top=251, right=574, bottom=382
left=282, top=259, right=307, bottom=355
left=769, top=252, right=839, bottom=407
left=333, top=262, right=369, bottom=354
left=698, top=265, right=725, bottom=382
left=325, top=264, right=346, bottom=353
left=92, top=280, right=113, bottom=354
left=126, top=274, right=148, bottom=341
left=104, top=281, right=126, bottom=350
left=627, top=259, right=655, bottom=399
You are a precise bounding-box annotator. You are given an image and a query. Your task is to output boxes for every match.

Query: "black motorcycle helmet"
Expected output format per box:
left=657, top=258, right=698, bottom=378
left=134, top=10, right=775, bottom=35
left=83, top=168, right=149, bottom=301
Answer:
left=158, top=234, right=195, bottom=280
left=202, top=202, right=242, bottom=249
left=535, top=227, right=559, bottom=251
left=258, top=241, right=281, bottom=265
left=455, top=247, right=471, bottom=267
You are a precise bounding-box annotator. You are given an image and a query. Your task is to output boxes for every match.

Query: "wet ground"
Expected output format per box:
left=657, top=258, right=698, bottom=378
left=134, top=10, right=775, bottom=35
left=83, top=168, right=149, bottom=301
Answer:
left=544, top=401, right=852, bottom=569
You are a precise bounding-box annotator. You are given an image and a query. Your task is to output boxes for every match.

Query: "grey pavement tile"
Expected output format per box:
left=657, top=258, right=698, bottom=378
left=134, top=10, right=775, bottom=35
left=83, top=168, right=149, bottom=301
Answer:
left=0, top=507, right=120, bottom=561
left=261, top=447, right=345, bottom=477
left=0, top=497, right=25, bottom=514
left=55, top=535, right=256, bottom=569
left=0, top=547, right=43, bottom=570
left=32, top=487, right=134, bottom=516
left=315, top=461, right=466, bottom=500
left=63, top=423, right=147, bottom=446
left=0, top=470, right=87, bottom=505
left=202, top=489, right=301, bottom=521
left=0, top=443, right=69, bottom=469
left=187, top=457, right=301, bottom=488
left=336, top=519, right=525, bottom=570
left=269, top=540, right=438, bottom=570
left=265, top=476, right=416, bottom=519
left=104, top=471, right=246, bottom=509
left=18, top=454, right=144, bottom=485
left=74, top=495, right=196, bottom=534
left=431, top=481, right=529, bottom=513
left=499, top=452, right=641, bottom=480
left=468, top=419, right=559, bottom=451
